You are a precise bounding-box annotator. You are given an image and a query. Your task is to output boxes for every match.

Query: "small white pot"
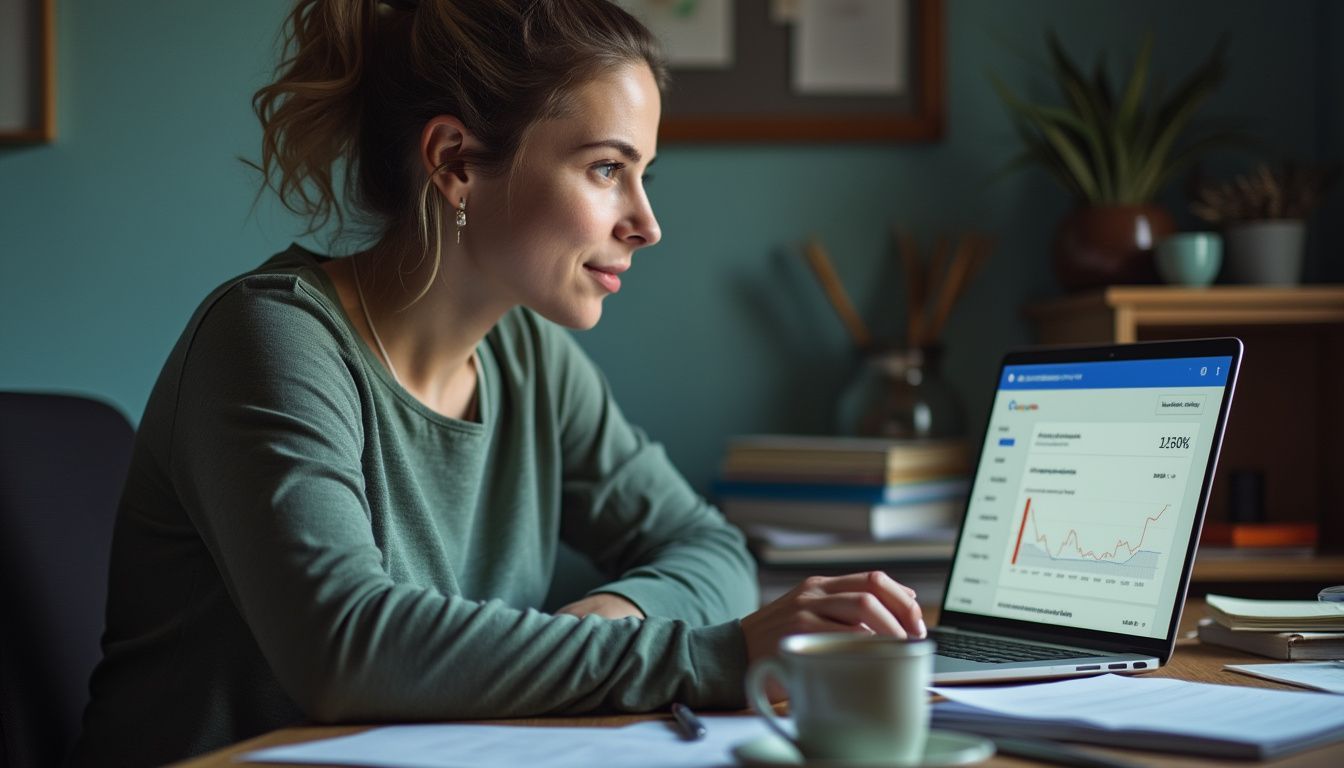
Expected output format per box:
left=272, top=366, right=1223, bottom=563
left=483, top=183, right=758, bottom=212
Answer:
left=1223, top=220, right=1306, bottom=285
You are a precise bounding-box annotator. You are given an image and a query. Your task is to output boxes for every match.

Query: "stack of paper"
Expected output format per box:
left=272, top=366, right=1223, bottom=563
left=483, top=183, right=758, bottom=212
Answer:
left=1226, top=661, right=1344, bottom=695
left=931, top=674, right=1344, bottom=760
left=243, top=718, right=774, bottom=768
left=1197, top=620, right=1344, bottom=660
left=1205, top=594, right=1344, bottom=631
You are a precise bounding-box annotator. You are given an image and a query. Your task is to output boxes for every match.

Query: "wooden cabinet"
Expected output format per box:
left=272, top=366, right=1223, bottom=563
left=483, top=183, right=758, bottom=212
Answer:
left=1026, top=286, right=1344, bottom=588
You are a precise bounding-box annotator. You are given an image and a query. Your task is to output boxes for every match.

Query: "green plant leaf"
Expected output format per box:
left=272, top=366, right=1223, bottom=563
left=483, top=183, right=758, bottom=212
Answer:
left=1006, top=111, right=1086, bottom=198
left=1027, top=143, right=1087, bottom=198
left=1092, top=54, right=1115, bottom=116
left=984, top=149, right=1073, bottom=193
left=1043, top=33, right=1123, bottom=200
left=1046, top=31, right=1097, bottom=122
left=1155, top=37, right=1226, bottom=133
left=999, top=97, right=1092, bottom=200
left=1108, top=34, right=1153, bottom=201
left=1038, top=120, right=1100, bottom=201
left=1153, top=130, right=1259, bottom=191
left=1117, top=33, right=1152, bottom=137
left=1111, top=128, right=1135, bottom=201
left=1132, top=83, right=1217, bottom=200
left=1133, top=77, right=1165, bottom=157
left=989, top=30, right=1234, bottom=206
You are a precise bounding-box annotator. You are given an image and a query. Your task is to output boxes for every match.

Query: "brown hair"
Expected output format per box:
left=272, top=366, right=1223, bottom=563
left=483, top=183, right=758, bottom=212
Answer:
left=251, top=0, right=666, bottom=265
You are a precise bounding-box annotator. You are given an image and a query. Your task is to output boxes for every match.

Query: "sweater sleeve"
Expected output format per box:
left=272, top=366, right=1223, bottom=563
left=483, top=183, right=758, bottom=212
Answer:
left=168, top=278, right=747, bottom=721
left=542, top=318, right=760, bottom=626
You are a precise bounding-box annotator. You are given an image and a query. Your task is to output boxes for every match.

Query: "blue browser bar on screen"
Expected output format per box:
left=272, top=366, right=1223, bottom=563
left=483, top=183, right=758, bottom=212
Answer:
left=1000, top=356, right=1233, bottom=390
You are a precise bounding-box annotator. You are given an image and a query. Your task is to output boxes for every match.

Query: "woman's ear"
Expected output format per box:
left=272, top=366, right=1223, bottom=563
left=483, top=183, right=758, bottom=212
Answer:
left=420, top=116, right=478, bottom=202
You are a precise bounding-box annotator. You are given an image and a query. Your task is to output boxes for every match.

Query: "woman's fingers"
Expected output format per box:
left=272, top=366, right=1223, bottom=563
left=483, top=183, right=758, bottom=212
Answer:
left=803, top=592, right=910, bottom=638
left=741, top=572, right=929, bottom=665
left=796, top=572, right=925, bottom=639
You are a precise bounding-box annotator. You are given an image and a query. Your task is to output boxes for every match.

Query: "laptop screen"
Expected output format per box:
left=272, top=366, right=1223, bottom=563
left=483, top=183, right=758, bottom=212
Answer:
left=944, top=353, right=1235, bottom=641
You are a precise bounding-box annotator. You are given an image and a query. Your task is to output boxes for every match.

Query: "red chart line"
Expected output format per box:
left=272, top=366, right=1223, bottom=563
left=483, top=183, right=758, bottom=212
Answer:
left=1010, top=497, right=1032, bottom=565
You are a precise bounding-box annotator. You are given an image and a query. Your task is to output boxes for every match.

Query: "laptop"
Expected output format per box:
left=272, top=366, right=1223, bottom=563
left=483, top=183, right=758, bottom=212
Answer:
left=932, top=337, right=1242, bottom=683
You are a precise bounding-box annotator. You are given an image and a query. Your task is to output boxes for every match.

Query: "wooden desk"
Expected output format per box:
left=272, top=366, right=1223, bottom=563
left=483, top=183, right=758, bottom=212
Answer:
left=176, top=601, right=1343, bottom=768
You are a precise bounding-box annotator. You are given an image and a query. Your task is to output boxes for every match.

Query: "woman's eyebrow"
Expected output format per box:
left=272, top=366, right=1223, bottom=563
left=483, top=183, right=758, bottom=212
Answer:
left=574, top=139, right=643, bottom=163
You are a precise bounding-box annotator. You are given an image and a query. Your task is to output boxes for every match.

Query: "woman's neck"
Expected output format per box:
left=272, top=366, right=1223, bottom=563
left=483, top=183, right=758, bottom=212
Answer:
left=329, top=237, right=504, bottom=420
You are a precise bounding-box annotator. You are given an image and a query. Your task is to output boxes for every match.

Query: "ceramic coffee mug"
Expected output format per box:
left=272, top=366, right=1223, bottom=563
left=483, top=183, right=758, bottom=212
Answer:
left=745, top=633, right=934, bottom=765
left=1155, top=232, right=1222, bottom=287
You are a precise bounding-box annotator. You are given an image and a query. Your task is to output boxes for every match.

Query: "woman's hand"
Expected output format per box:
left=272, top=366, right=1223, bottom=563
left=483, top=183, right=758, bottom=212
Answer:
left=739, top=571, right=926, bottom=694
left=555, top=592, right=646, bottom=620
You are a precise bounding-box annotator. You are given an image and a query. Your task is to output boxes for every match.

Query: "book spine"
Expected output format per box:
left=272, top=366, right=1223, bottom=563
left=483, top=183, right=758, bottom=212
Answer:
left=712, top=478, right=969, bottom=505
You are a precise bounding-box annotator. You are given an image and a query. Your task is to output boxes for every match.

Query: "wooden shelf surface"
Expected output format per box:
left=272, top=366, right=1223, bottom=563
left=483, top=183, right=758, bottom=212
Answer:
left=1193, top=553, right=1344, bottom=583
left=1026, top=285, right=1344, bottom=344
left=1028, top=285, right=1344, bottom=319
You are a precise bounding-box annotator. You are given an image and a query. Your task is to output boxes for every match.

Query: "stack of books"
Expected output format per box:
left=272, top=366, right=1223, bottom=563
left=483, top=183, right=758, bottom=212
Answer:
left=714, top=435, right=970, bottom=567
left=1199, top=521, right=1318, bottom=551
left=1197, top=594, right=1344, bottom=660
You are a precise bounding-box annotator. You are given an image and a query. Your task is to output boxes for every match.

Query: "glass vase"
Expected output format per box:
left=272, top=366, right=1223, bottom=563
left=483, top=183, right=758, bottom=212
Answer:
left=836, top=346, right=964, bottom=440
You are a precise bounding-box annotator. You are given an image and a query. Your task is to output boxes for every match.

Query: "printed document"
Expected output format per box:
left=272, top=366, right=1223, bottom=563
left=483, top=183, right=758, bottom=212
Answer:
left=1226, top=661, right=1344, bottom=695
left=243, top=717, right=772, bottom=768
left=932, top=674, right=1344, bottom=759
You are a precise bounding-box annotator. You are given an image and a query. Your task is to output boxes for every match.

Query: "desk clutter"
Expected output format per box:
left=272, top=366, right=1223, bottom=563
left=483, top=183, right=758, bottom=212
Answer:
left=1195, top=593, right=1344, bottom=695
left=930, top=673, right=1344, bottom=761
left=713, top=435, right=969, bottom=568
left=241, top=676, right=1344, bottom=767
left=1202, top=593, right=1344, bottom=631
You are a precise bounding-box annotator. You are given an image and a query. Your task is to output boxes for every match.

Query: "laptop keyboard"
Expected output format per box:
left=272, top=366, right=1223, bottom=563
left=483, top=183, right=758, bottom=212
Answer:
left=932, top=630, right=1086, bottom=663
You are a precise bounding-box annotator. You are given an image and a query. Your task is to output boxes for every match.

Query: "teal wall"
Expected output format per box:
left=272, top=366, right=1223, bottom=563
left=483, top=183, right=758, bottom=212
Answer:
left=1, top=0, right=1337, bottom=496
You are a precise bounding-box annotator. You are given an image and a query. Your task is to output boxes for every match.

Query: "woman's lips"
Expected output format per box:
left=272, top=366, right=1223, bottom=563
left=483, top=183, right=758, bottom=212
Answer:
left=584, top=263, right=626, bottom=293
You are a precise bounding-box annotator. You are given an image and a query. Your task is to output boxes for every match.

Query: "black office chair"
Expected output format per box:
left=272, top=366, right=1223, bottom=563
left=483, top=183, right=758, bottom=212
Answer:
left=0, top=393, right=133, bottom=768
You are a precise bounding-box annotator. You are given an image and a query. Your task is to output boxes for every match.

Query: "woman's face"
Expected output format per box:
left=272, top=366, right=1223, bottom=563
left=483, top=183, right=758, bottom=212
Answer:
left=464, top=62, right=662, bottom=330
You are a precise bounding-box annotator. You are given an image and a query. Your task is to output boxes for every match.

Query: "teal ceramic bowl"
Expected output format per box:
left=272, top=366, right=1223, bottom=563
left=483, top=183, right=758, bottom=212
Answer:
left=1155, top=232, right=1222, bottom=287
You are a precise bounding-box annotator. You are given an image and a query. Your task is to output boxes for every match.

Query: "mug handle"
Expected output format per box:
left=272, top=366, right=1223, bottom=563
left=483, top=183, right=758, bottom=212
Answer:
left=745, top=658, right=796, bottom=745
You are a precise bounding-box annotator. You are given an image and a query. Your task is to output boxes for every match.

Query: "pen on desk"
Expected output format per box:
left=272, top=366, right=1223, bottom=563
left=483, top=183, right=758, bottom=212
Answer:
left=670, top=703, right=707, bottom=741
left=992, top=736, right=1145, bottom=768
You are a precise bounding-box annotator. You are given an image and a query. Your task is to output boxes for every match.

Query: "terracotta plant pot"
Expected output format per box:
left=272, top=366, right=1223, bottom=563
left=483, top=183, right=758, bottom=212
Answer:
left=1052, top=205, right=1175, bottom=291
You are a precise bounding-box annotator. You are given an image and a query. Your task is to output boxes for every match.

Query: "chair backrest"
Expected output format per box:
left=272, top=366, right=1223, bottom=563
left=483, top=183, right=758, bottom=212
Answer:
left=0, top=393, right=133, bottom=768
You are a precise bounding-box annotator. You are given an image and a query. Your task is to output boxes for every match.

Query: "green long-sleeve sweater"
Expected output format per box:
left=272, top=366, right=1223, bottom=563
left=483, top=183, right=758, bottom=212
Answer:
left=72, top=246, right=758, bottom=766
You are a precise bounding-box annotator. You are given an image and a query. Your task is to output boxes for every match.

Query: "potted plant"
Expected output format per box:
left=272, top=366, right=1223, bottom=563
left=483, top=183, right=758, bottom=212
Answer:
left=1189, top=162, right=1339, bottom=284
left=993, top=32, right=1235, bottom=290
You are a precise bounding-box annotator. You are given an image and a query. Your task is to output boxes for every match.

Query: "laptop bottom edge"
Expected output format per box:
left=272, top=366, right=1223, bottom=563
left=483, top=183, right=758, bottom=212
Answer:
left=932, top=654, right=1161, bottom=684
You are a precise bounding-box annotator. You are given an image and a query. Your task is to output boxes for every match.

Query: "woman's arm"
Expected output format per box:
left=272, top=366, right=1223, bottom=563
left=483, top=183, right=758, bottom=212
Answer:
left=540, top=316, right=758, bottom=626
left=169, top=281, right=749, bottom=720
left=535, top=315, right=925, bottom=675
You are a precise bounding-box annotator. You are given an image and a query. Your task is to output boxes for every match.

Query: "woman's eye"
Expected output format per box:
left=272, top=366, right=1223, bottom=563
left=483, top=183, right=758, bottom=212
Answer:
left=594, top=162, right=624, bottom=179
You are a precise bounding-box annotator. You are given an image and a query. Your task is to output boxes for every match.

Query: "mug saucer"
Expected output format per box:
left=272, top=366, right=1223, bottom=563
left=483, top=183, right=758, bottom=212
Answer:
left=731, top=729, right=995, bottom=768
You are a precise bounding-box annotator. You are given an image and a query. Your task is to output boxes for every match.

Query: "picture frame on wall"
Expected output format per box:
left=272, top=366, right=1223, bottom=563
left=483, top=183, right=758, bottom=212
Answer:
left=622, top=0, right=944, bottom=142
left=1, top=0, right=56, bottom=143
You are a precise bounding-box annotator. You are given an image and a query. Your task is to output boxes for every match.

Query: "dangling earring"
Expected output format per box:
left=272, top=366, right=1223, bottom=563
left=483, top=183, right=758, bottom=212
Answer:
left=456, top=197, right=467, bottom=244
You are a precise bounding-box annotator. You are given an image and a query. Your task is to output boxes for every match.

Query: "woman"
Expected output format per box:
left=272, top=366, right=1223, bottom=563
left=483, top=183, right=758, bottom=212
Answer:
left=73, top=1, right=923, bottom=763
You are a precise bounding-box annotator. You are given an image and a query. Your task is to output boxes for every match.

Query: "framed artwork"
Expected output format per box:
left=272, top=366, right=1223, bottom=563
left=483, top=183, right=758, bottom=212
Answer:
left=622, top=0, right=944, bottom=142
left=1, top=0, right=56, bottom=143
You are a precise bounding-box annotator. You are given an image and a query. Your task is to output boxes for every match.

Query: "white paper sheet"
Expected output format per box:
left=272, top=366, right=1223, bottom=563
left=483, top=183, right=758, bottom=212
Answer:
left=242, top=717, right=773, bottom=768
left=932, top=673, right=1344, bottom=746
left=792, top=0, right=907, bottom=94
left=616, top=0, right=734, bottom=69
left=1226, top=661, right=1344, bottom=694
left=1208, top=594, right=1344, bottom=619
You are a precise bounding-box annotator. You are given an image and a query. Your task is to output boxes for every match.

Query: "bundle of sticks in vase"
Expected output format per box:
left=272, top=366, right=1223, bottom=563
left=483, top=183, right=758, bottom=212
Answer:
left=802, top=229, right=996, bottom=352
